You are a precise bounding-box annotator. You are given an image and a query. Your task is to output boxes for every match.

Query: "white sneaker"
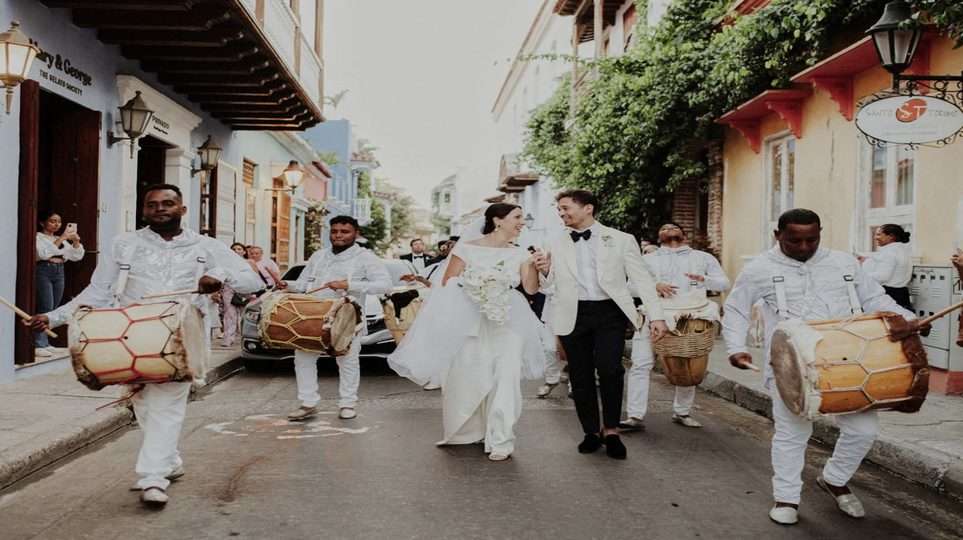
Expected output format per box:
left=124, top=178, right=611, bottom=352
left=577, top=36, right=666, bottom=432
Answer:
left=618, top=417, right=646, bottom=431
left=672, top=414, right=703, bottom=428
left=817, top=477, right=865, bottom=518
left=768, top=505, right=798, bottom=525
left=129, top=466, right=186, bottom=491
left=339, top=407, right=357, bottom=420
left=488, top=452, right=511, bottom=462
left=140, top=487, right=168, bottom=507
left=423, top=383, right=441, bottom=391
left=287, top=405, right=319, bottom=421
left=536, top=383, right=558, bottom=398
left=35, top=348, right=53, bottom=358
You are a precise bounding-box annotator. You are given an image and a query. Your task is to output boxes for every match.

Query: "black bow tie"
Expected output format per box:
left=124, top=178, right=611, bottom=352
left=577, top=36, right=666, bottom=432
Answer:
left=413, top=255, right=425, bottom=258
left=570, top=230, right=592, bottom=243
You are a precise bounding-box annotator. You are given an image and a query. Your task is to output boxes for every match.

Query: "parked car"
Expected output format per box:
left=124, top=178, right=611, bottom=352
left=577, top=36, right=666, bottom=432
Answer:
left=241, top=259, right=418, bottom=363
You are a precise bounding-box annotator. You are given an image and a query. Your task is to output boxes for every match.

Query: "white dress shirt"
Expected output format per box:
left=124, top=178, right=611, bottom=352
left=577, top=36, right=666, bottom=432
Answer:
left=409, top=253, right=429, bottom=274
left=288, top=244, right=392, bottom=320
left=644, top=245, right=730, bottom=294
left=862, top=241, right=912, bottom=288
left=571, top=222, right=609, bottom=301
left=36, top=233, right=85, bottom=262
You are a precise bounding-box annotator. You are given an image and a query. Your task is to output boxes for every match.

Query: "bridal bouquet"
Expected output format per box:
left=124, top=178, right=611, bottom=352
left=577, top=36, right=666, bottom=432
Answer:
left=460, top=260, right=513, bottom=325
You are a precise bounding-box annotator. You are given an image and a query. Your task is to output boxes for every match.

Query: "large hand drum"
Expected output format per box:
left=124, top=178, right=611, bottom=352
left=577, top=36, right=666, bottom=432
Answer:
left=651, top=290, right=719, bottom=387
left=68, top=300, right=207, bottom=390
left=382, top=287, right=424, bottom=343
left=770, top=313, right=929, bottom=420
left=258, top=293, right=362, bottom=355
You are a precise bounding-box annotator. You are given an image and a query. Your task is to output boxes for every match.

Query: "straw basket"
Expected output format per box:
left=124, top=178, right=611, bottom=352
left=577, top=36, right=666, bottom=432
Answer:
left=383, top=296, right=423, bottom=343
left=652, top=317, right=719, bottom=387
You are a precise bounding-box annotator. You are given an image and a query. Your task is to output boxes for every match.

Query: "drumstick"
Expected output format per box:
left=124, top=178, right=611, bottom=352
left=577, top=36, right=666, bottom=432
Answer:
left=917, top=300, right=963, bottom=327
left=141, top=288, right=200, bottom=300
left=0, top=295, right=57, bottom=338
left=305, top=285, right=329, bottom=295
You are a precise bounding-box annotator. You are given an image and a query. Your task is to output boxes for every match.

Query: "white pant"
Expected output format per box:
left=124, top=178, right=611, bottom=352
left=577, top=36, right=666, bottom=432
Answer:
left=541, top=324, right=562, bottom=385
left=132, top=382, right=191, bottom=490
left=626, top=329, right=696, bottom=418
left=293, top=338, right=362, bottom=409
left=770, top=389, right=879, bottom=504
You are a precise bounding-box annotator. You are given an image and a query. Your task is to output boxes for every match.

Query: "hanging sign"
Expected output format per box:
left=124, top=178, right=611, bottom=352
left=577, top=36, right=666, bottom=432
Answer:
left=856, top=94, right=963, bottom=147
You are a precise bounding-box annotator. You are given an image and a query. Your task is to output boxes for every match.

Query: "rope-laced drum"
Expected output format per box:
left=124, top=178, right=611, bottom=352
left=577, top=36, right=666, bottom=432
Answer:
left=650, top=290, right=720, bottom=387
left=258, top=292, right=363, bottom=356
left=68, top=299, right=207, bottom=390
left=770, top=313, right=929, bottom=420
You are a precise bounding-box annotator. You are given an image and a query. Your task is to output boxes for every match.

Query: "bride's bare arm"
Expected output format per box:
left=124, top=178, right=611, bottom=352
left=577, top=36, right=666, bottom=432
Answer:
left=520, top=257, right=539, bottom=295
left=442, top=255, right=466, bottom=286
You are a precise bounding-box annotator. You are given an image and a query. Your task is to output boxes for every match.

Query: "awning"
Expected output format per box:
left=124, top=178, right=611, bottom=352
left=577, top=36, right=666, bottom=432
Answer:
left=717, top=87, right=811, bottom=153
left=40, top=0, right=323, bottom=130
left=498, top=153, right=539, bottom=191
left=553, top=0, right=624, bottom=43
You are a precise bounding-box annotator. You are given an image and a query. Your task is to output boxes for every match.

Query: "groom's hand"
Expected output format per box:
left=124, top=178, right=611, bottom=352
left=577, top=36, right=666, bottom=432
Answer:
left=650, top=320, right=668, bottom=341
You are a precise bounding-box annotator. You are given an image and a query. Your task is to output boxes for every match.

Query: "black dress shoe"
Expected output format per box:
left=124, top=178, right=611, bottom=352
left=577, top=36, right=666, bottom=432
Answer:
left=604, top=434, right=627, bottom=460
left=578, top=433, right=603, bottom=454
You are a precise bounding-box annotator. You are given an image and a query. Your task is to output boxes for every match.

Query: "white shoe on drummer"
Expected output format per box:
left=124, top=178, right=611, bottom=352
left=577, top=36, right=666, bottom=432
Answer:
left=769, top=505, right=798, bottom=525
left=817, top=477, right=865, bottom=518
left=339, top=407, right=357, bottom=419
left=536, top=383, right=558, bottom=398
left=423, top=383, right=441, bottom=391
left=488, top=452, right=511, bottom=462
left=129, top=465, right=186, bottom=491
left=140, top=487, right=168, bottom=507
left=672, top=414, right=703, bottom=428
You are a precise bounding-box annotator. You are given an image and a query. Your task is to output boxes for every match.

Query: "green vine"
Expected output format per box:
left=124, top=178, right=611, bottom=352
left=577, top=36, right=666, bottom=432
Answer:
left=522, top=0, right=963, bottom=236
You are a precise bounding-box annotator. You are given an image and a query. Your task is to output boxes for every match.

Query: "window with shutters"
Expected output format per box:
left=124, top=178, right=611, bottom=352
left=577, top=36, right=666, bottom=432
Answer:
left=272, top=176, right=291, bottom=270
left=243, top=159, right=257, bottom=244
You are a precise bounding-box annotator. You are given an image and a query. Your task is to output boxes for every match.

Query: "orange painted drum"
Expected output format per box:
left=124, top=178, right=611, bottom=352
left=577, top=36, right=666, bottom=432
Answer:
left=258, top=293, right=362, bottom=356
left=770, top=313, right=929, bottom=420
left=68, top=300, right=207, bottom=390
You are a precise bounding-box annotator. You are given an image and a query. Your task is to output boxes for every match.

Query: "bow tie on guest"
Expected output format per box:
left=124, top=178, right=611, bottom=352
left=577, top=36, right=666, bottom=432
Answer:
left=570, top=229, right=592, bottom=243
left=412, top=254, right=425, bottom=258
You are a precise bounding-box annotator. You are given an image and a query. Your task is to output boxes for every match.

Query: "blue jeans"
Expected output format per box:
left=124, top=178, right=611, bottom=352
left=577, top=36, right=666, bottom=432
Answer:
left=35, top=261, right=65, bottom=347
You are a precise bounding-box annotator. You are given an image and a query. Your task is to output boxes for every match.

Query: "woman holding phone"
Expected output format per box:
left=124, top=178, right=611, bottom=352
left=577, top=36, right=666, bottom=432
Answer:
left=35, top=211, right=85, bottom=357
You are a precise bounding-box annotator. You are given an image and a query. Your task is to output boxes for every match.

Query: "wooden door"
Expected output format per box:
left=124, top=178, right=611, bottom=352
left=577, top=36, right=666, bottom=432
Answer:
left=15, top=81, right=40, bottom=364
left=272, top=177, right=290, bottom=270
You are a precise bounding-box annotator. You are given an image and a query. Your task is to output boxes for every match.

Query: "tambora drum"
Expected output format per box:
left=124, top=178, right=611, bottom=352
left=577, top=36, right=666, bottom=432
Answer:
left=382, top=286, right=424, bottom=343
left=258, top=292, right=362, bottom=355
left=68, top=300, right=207, bottom=390
left=770, top=313, right=929, bottom=420
left=650, top=290, right=720, bottom=387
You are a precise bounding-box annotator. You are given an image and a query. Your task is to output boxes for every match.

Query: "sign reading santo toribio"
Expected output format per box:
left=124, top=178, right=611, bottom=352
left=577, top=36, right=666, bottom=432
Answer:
left=856, top=94, right=963, bottom=147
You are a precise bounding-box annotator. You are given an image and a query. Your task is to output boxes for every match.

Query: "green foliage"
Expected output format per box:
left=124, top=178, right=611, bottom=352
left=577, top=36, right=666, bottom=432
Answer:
left=304, top=202, right=327, bottom=260
left=522, top=0, right=963, bottom=236
left=389, top=194, right=416, bottom=245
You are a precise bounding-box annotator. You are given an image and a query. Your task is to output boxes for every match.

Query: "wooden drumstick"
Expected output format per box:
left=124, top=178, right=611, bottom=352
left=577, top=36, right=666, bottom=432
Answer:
left=305, top=285, right=329, bottom=295
left=141, top=288, right=200, bottom=300
left=0, top=295, right=57, bottom=338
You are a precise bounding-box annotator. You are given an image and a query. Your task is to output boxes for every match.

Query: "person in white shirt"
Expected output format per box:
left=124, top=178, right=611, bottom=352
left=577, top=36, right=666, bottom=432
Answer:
left=29, top=185, right=262, bottom=508
left=622, top=223, right=729, bottom=431
left=34, top=210, right=85, bottom=356
left=281, top=215, right=392, bottom=422
left=248, top=246, right=282, bottom=289
left=723, top=209, right=921, bottom=526
left=858, top=224, right=913, bottom=311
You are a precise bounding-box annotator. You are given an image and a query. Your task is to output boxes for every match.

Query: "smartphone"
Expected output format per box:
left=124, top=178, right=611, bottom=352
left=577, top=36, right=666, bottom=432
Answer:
left=65, top=223, right=77, bottom=233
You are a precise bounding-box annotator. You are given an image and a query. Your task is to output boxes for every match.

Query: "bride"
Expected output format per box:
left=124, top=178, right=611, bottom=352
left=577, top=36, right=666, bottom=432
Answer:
left=388, top=203, right=546, bottom=461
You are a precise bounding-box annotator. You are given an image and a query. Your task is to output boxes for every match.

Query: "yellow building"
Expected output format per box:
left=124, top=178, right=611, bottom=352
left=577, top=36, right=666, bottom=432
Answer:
left=718, top=32, right=963, bottom=393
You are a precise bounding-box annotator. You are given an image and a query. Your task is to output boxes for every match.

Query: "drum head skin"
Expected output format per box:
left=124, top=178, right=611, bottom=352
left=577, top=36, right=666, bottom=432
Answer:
left=770, top=328, right=807, bottom=416
left=328, top=300, right=362, bottom=356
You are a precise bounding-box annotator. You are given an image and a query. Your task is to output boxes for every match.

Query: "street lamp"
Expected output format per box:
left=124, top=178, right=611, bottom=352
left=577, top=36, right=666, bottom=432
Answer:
left=282, top=160, right=304, bottom=190
left=0, top=21, right=39, bottom=115
left=190, top=135, right=222, bottom=176
left=107, top=91, right=155, bottom=158
left=866, top=1, right=922, bottom=76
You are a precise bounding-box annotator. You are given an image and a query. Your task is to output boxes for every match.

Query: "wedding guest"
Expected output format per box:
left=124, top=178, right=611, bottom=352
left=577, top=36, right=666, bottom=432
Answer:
left=219, top=242, right=251, bottom=347
left=248, top=246, right=282, bottom=289
left=35, top=211, right=84, bottom=357
left=858, top=224, right=913, bottom=311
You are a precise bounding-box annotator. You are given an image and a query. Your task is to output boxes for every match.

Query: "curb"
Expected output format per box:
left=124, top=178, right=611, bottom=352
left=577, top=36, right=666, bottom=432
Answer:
left=0, top=355, right=245, bottom=491
left=698, top=369, right=963, bottom=502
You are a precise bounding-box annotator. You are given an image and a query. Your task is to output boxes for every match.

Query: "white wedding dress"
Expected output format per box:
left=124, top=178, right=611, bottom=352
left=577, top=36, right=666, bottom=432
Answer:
left=388, top=242, right=545, bottom=456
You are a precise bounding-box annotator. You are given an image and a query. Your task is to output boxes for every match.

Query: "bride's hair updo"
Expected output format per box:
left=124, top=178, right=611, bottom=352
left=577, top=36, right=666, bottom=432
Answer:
left=483, top=203, right=521, bottom=234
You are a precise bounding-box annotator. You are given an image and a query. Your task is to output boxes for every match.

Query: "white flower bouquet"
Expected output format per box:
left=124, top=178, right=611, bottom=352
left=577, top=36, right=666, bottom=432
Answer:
left=460, top=260, right=514, bottom=325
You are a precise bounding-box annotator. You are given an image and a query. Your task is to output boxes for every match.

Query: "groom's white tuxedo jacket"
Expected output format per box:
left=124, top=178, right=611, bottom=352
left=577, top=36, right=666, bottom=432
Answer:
left=542, top=223, right=664, bottom=336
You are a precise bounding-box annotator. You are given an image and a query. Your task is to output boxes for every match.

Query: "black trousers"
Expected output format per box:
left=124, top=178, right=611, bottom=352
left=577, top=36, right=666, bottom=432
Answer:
left=559, top=300, right=630, bottom=434
left=883, top=286, right=914, bottom=313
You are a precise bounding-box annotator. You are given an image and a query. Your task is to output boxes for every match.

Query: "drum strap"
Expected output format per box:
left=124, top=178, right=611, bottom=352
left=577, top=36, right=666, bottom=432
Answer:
left=772, top=276, right=789, bottom=318
left=114, top=263, right=131, bottom=304
left=843, top=274, right=863, bottom=315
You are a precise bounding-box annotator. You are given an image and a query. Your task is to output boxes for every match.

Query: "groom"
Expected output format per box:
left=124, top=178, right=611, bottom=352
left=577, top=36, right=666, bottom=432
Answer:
left=536, top=190, right=668, bottom=459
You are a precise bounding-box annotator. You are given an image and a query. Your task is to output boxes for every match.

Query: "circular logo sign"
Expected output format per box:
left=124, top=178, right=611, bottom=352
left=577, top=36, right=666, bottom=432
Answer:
left=856, top=95, right=963, bottom=145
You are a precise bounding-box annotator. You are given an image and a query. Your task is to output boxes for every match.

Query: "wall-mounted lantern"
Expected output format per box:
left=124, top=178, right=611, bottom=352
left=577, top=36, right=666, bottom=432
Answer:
left=107, top=91, right=155, bottom=158
left=191, top=135, right=222, bottom=176
left=0, top=21, right=39, bottom=115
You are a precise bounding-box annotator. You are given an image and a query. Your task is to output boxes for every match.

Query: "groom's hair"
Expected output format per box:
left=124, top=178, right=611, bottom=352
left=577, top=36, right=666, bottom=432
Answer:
left=556, top=189, right=598, bottom=215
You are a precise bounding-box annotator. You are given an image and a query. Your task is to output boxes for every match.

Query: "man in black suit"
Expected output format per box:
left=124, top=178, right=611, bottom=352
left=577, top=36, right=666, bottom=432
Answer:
left=399, top=238, right=433, bottom=276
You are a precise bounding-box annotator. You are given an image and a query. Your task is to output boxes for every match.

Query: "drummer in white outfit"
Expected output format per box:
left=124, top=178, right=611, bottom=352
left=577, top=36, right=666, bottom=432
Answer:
left=623, top=223, right=729, bottom=430
left=30, top=185, right=261, bottom=508
left=281, top=215, right=391, bottom=422
left=722, top=209, right=920, bottom=526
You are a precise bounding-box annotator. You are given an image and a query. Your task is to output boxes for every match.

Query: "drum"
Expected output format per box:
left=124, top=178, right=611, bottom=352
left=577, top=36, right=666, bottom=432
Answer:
left=258, top=292, right=362, bottom=355
left=68, top=300, right=207, bottom=390
left=382, top=287, right=424, bottom=343
left=651, top=291, right=719, bottom=387
left=770, top=313, right=929, bottom=420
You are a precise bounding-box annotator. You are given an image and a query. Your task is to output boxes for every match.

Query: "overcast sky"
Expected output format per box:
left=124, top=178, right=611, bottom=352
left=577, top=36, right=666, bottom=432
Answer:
left=323, top=0, right=543, bottom=213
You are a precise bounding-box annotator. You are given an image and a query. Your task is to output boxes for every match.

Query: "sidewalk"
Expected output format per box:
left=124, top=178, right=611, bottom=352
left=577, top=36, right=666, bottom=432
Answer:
left=695, top=341, right=963, bottom=501
left=0, top=346, right=244, bottom=490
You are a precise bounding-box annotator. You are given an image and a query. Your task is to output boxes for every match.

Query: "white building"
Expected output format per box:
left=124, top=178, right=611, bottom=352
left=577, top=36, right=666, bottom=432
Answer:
left=1, top=0, right=328, bottom=381
left=430, top=174, right=460, bottom=237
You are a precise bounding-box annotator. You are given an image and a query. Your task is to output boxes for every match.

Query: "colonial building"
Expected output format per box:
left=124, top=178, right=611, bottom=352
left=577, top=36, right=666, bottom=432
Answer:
left=430, top=174, right=460, bottom=238
left=1, top=0, right=328, bottom=381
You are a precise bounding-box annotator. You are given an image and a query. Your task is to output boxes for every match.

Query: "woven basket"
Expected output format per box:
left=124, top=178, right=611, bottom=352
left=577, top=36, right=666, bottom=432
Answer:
left=383, top=298, right=422, bottom=343
left=653, top=317, right=718, bottom=387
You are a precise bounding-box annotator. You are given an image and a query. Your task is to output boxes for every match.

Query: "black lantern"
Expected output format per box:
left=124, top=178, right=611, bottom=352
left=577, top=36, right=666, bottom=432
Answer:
left=107, top=91, right=155, bottom=158
left=866, top=1, right=921, bottom=76
left=191, top=135, right=222, bottom=176
left=0, top=21, right=39, bottom=115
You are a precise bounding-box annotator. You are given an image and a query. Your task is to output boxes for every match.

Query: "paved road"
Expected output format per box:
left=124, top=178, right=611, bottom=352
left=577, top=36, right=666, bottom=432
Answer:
left=3, top=361, right=962, bottom=540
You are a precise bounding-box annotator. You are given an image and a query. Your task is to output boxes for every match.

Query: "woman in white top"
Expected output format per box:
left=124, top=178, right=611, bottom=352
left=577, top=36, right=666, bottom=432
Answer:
left=35, top=211, right=84, bottom=355
left=859, top=224, right=913, bottom=311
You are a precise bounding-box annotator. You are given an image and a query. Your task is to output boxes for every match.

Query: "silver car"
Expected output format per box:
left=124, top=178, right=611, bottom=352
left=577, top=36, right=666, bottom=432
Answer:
left=240, top=259, right=417, bottom=363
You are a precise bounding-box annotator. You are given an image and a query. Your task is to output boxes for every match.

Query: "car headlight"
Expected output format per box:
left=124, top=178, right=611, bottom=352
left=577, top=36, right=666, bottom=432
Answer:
left=244, top=309, right=260, bottom=323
